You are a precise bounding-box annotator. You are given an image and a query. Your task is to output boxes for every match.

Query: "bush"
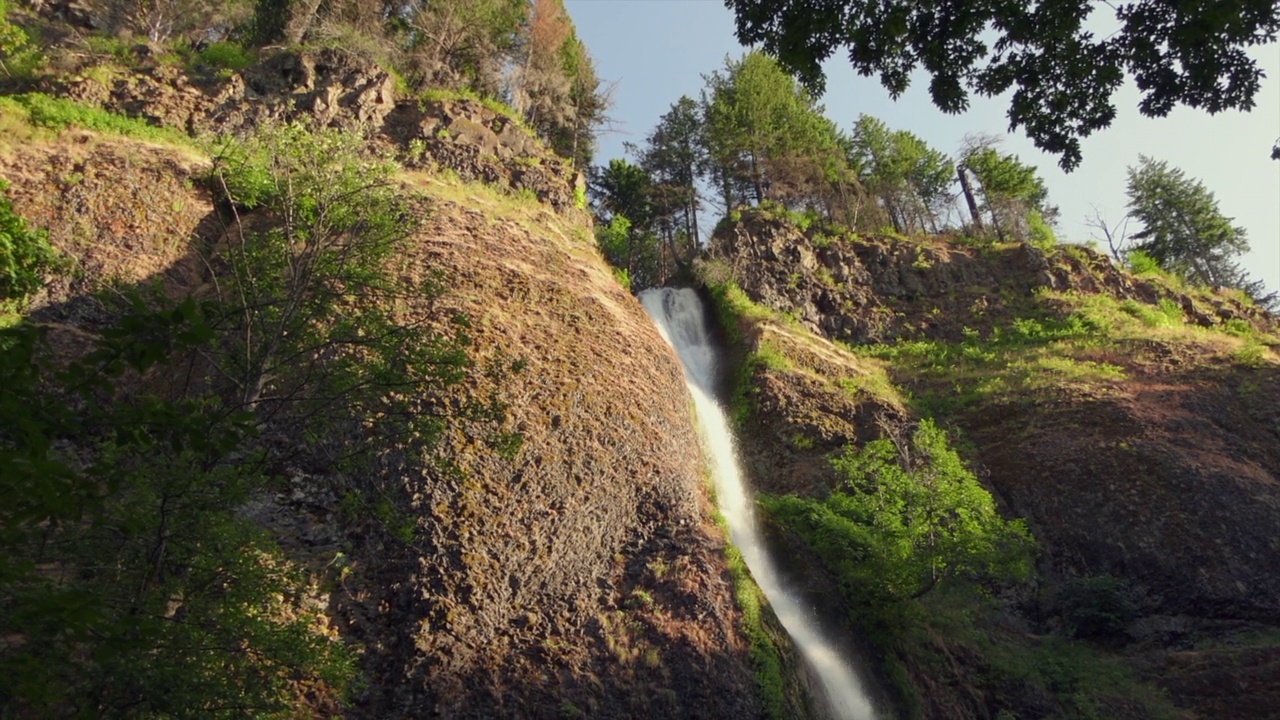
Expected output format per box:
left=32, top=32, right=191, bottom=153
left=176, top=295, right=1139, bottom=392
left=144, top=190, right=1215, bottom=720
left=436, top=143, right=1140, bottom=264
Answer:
left=1055, top=575, right=1138, bottom=641
left=1125, top=249, right=1161, bottom=275
left=0, top=1, right=41, bottom=81
left=193, top=41, right=254, bottom=74
left=759, top=420, right=1035, bottom=630
left=0, top=179, right=59, bottom=309
left=1027, top=210, right=1056, bottom=249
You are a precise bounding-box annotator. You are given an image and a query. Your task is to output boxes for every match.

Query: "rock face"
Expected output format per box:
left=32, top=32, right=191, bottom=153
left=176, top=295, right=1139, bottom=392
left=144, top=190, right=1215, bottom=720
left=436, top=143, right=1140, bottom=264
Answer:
left=338, top=193, right=760, bottom=719
left=709, top=208, right=1280, bottom=719
left=713, top=210, right=1274, bottom=344
left=47, top=49, right=582, bottom=210
left=0, top=121, right=761, bottom=719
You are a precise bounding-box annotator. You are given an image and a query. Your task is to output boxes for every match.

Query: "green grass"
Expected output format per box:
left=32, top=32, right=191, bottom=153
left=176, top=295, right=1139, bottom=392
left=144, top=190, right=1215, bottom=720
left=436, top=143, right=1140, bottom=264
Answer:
left=1118, top=298, right=1182, bottom=328
left=857, top=310, right=1126, bottom=415
left=835, top=366, right=903, bottom=405
left=0, top=93, right=193, bottom=147
left=191, top=41, right=254, bottom=75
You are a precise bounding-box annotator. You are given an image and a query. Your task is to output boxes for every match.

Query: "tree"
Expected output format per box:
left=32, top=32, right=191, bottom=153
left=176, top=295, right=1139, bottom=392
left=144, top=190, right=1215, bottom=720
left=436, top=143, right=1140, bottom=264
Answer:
left=591, top=157, right=653, bottom=228
left=398, top=0, right=528, bottom=96
left=961, top=140, right=1056, bottom=243
left=727, top=0, right=1280, bottom=170
left=92, top=0, right=251, bottom=43
left=1125, top=156, right=1252, bottom=289
left=589, top=158, right=661, bottom=289
left=0, top=0, right=32, bottom=78
left=545, top=30, right=607, bottom=168
left=703, top=51, right=801, bottom=205
left=759, top=420, right=1034, bottom=623
left=638, top=97, right=705, bottom=244
left=847, top=115, right=954, bottom=233
left=702, top=52, right=854, bottom=213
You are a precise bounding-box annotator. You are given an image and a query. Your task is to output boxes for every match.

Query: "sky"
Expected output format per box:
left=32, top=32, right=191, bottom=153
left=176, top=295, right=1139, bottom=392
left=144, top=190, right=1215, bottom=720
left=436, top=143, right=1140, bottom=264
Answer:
left=565, top=0, right=1280, bottom=295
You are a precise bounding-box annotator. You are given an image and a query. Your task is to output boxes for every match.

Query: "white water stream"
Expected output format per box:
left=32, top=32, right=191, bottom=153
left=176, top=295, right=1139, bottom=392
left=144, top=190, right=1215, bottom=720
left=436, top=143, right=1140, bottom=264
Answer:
left=639, top=288, right=879, bottom=720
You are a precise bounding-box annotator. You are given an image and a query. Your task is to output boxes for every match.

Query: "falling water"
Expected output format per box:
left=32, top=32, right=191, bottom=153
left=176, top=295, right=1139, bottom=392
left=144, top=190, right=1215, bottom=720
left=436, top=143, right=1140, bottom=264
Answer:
left=639, top=287, right=879, bottom=720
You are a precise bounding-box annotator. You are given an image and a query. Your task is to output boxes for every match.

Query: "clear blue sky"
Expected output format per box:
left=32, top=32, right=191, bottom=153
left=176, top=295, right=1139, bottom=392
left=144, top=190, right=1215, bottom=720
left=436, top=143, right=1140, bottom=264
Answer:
left=566, top=0, right=1280, bottom=295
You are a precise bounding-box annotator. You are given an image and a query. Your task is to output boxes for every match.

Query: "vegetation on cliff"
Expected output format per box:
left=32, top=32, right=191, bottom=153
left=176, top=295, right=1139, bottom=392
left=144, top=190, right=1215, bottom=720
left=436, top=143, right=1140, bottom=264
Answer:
left=0, top=34, right=770, bottom=713
left=2, top=0, right=606, bottom=167
left=4, top=1, right=1278, bottom=718
left=701, top=202, right=1280, bottom=718
left=760, top=419, right=1035, bottom=614
left=0, top=122, right=460, bottom=716
left=0, top=178, right=58, bottom=311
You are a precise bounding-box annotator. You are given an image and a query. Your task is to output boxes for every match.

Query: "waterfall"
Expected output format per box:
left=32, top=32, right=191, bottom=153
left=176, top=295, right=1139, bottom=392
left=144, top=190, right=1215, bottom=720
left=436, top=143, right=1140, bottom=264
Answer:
left=639, top=287, right=879, bottom=720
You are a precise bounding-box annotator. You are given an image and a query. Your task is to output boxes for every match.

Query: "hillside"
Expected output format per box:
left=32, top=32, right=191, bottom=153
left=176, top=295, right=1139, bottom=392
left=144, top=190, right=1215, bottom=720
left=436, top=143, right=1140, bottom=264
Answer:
left=0, top=36, right=781, bottom=720
left=4, top=3, right=1279, bottom=719
left=703, top=206, right=1280, bottom=719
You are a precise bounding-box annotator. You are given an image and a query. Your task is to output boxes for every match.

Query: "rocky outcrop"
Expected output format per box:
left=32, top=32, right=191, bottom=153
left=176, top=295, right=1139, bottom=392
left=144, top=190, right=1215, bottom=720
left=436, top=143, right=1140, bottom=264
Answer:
left=46, top=49, right=582, bottom=210
left=712, top=209, right=1275, bottom=345
left=332, top=194, right=759, bottom=719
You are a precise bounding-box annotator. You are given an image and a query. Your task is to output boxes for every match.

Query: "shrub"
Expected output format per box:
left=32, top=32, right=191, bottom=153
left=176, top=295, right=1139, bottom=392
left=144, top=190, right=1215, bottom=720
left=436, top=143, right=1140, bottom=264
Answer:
left=0, top=1, right=41, bottom=80
left=611, top=267, right=632, bottom=292
left=1055, top=575, right=1138, bottom=641
left=1027, top=210, right=1056, bottom=249
left=1125, top=249, right=1161, bottom=275
left=760, top=420, right=1035, bottom=630
left=0, top=179, right=59, bottom=309
left=193, top=40, right=254, bottom=74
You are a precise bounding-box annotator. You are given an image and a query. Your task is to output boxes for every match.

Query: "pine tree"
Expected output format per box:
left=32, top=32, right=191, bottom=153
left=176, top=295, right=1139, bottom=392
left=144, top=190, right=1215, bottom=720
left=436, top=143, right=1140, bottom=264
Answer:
left=1125, top=156, right=1251, bottom=289
left=638, top=96, right=706, bottom=251
left=847, top=115, right=954, bottom=234
left=701, top=52, right=854, bottom=214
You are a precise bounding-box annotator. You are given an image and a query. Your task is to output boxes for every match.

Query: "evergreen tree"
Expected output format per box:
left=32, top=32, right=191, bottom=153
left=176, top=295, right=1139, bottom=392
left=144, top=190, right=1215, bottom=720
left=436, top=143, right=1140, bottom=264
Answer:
left=589, top=159, right=661, bottom=290
left=1125, top=156, right=1252, bottom=290
left=848, top=115, right=954, bottom=233
left=701, top=51, right=855, bottom=215
left=511, top=0, right=605, bottom=167
left=638, top=96, right=706, bottom=256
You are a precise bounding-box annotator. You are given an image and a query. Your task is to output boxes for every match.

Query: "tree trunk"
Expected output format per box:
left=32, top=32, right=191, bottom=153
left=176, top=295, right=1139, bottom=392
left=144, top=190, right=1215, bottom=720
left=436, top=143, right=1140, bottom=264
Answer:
left=749, top=151, right=764, bottom=204
left=957, top=165, right=984, bottom=232
left=687, top=188, right=699, bottom=245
